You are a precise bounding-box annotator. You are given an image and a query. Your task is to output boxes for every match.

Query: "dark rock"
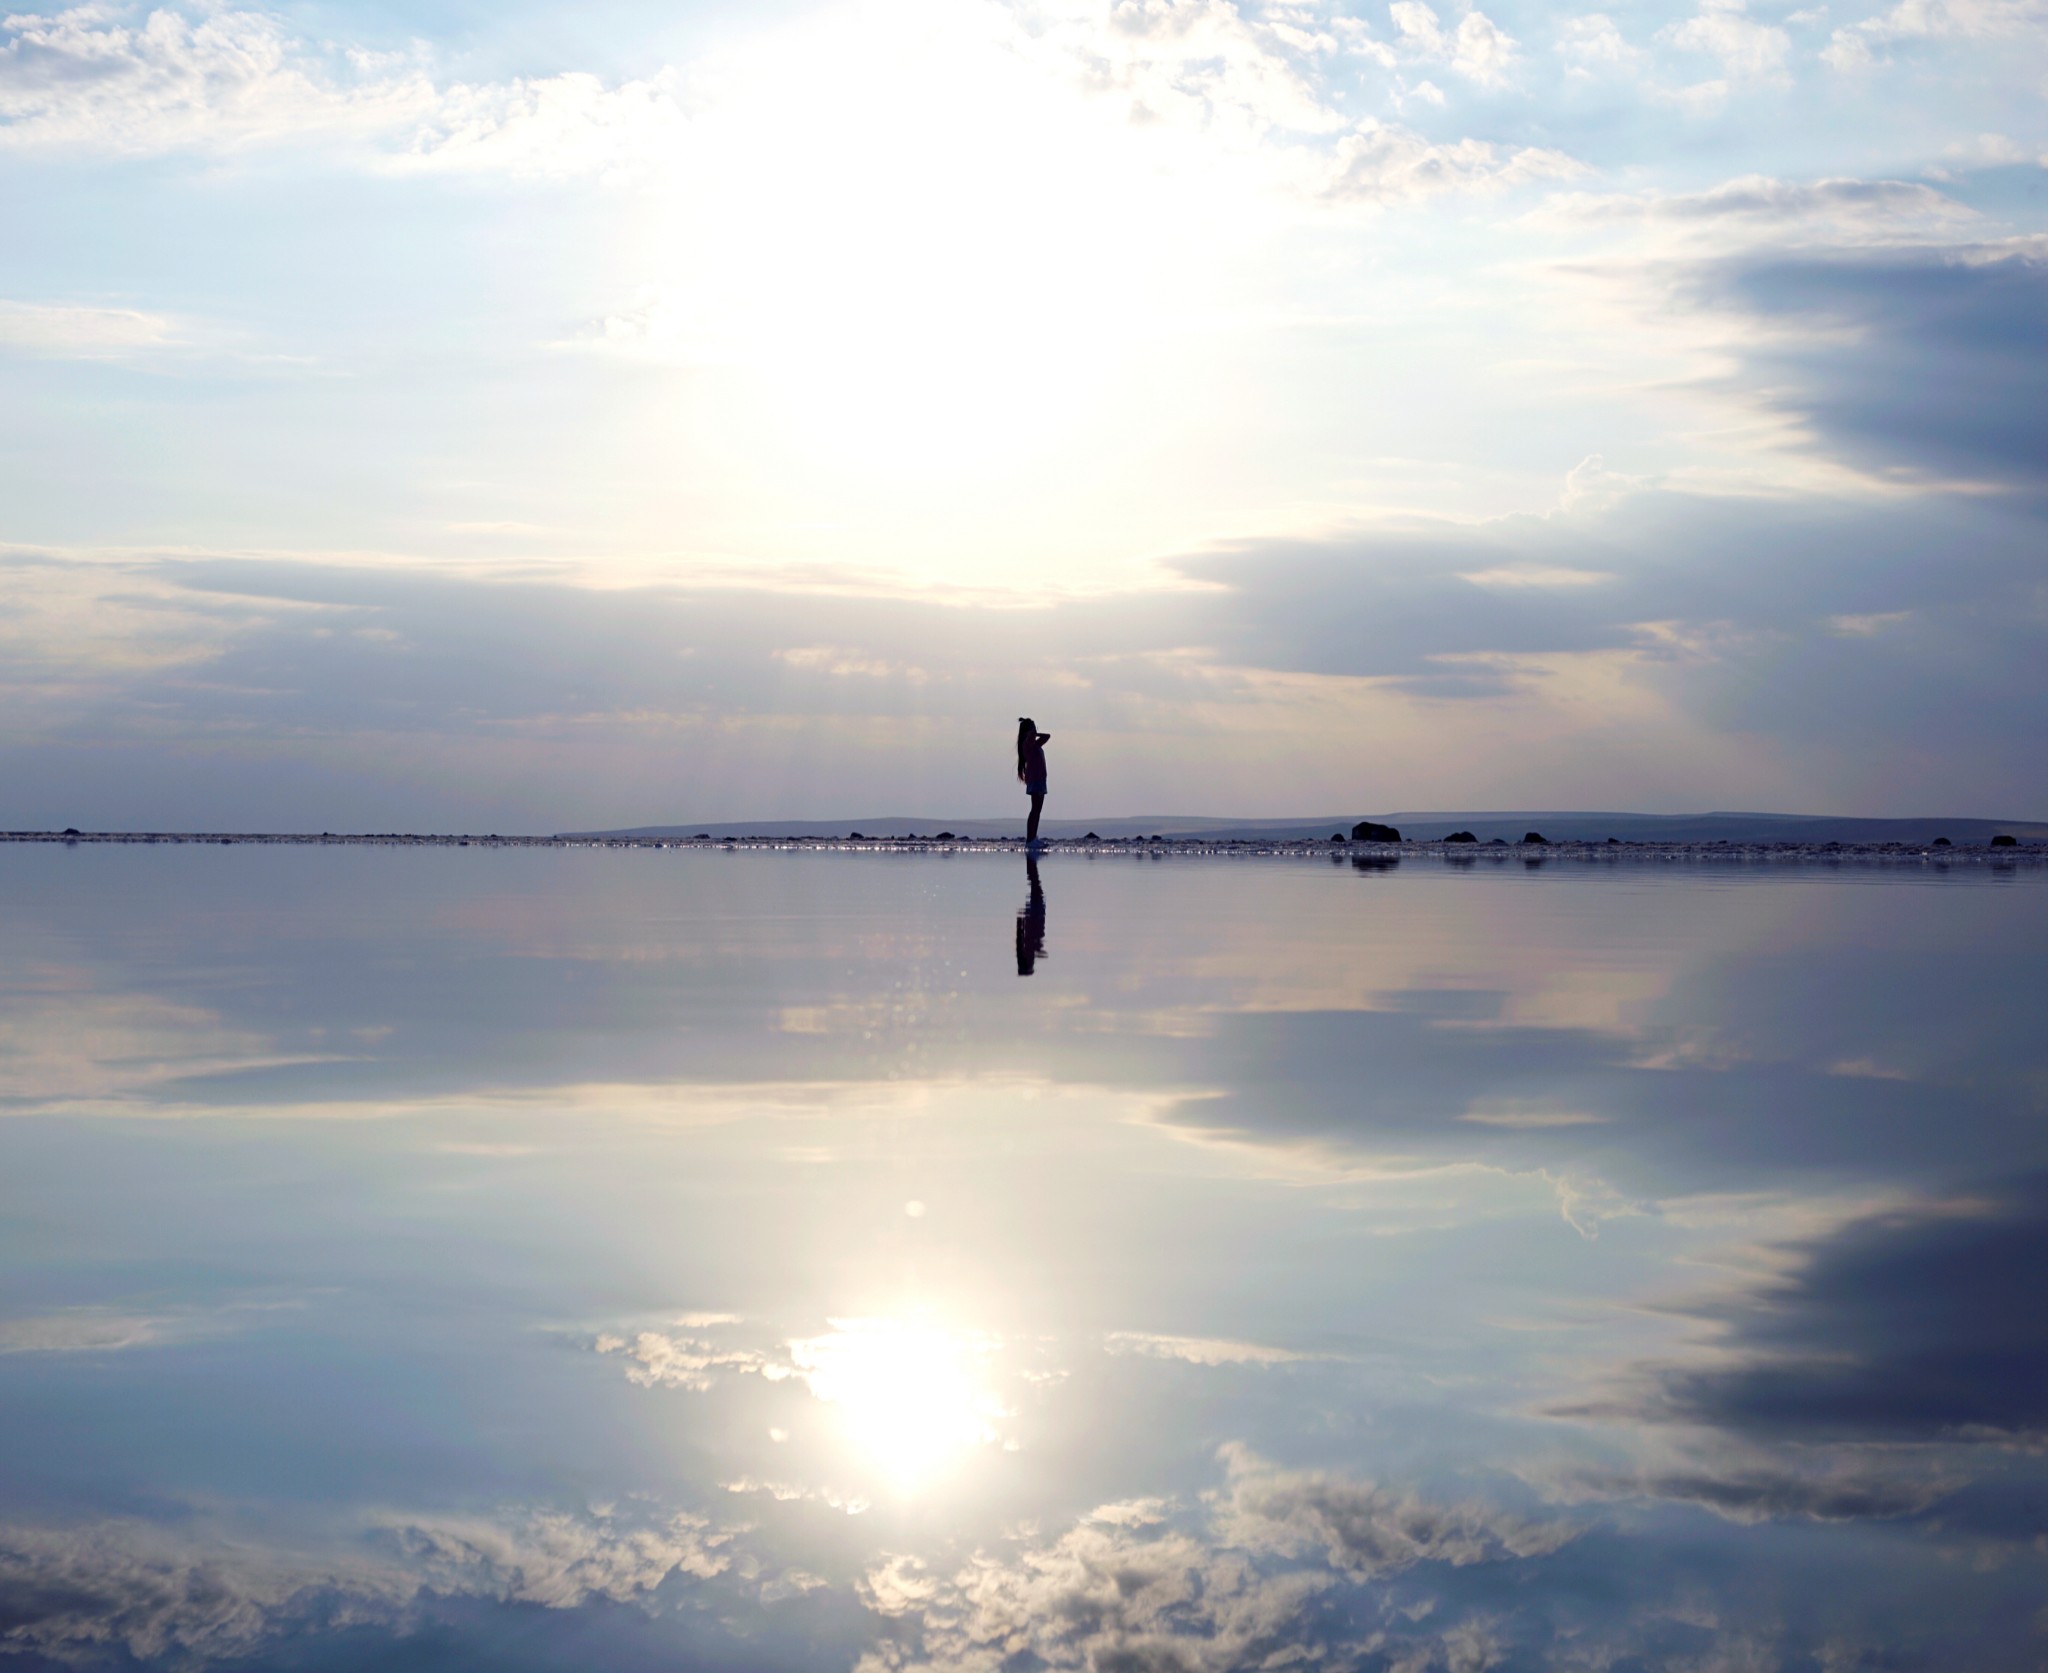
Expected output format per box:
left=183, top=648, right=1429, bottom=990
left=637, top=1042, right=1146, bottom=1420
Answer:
left=1083, top=832, right=1100, bottom=842
left=934, top=831, right=956, bottom=841
left=1444, top=830, right=1477, bottom=843
left=1606, top=836, right=1621, bottom=845
left=1991, top=834, right=2019, bottom=847
left=1329, top=833, right=1345, bottom=843
left=1521, top=831, right=1548, bottom=845
left=847, top=831, right=862, bottom=839
left=1350, top=820, right=1402, bottom=842
left=62, top=827, right=80, bottom=836
left=1487, top=837, right=1508, bottom=846
left=1932, top=837, right=1951, bottom=847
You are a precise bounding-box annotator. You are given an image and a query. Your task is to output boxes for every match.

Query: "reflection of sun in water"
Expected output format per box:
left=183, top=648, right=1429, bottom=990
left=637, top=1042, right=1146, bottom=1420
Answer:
left=790, top=1318, right=1006, bottom=1494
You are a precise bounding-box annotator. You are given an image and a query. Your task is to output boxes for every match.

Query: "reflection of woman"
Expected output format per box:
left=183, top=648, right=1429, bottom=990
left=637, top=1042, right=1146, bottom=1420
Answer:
left=1015, top=855, right=1046, bottom=977
left=1016, top=717, right=1050, bottom=846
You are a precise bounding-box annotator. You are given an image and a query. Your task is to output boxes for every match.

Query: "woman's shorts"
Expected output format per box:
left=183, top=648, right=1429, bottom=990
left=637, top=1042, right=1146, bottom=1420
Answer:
left=1025, top=781, right=1047, bottom=797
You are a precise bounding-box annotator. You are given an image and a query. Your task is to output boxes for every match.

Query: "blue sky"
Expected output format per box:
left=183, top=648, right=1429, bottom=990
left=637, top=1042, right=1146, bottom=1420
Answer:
left=4, top=0, right=2046, bottom=827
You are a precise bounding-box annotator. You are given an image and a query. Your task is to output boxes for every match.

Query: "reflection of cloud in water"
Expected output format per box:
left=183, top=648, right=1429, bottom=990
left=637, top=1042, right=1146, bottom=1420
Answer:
left=0, top=1312, right=184, bottom=1354
left=0, top=1299, right=297, bottom=1354
left=1533, top=1177, right=2048, bottom=1556
left=9, top=858, right=2048, bottom=1664
left=0, top=983, right=331, bottom=1109
left=1567, top=1175, right=2048, bottom=1446
left=596, top=1327, right=777, bottom=1391
left=0, top=1505, right=744, bottom=1666
left=597, top=1314, right=1019, bottom=1495
left=1140, top=996, right=2047, bottom=1208
left=1104, top=1331, right=1312, bottom=1366
left=862, top=1446, right=1577, bottom=1673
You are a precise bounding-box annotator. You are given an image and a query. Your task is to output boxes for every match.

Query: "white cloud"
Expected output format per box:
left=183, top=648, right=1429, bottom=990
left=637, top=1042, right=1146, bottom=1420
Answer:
left=0, top=299, right=186, bottom=358
left=1558, top=452, right=1643, bottom=511
left=0, top=1310, right=173, bottom=1352
left=0, top=1301, right=296, bottom=1354
left=1388, top=1, right=1520, bottom=84
left=1450, top=9, right=1519, bottom=84
left=1021, top=0, right=1349, bottom=138
left=775, top=646, right=932, bottom=683
left=0, top=5, right=433, bottom=156
left=594, top=1327, right=775, bottom=1391
left=719, top=1477, right=872, bottom=1513
left=0, top=1506, right=744, bottom=1663
left=1943, top=131, right=2030, bottom=165
left=1104, top=1330, right=1311, bottom=1364
left=1215, top=1444, right=1579, bottom=1577
left=1391, top=1, right=1451, bottom=55
left=1827, top=609, right=1913, bottom=635
left=1663, top=0, right=1793, bottom=82
left=0, top=3, right=681, bottom=173
left=0, top=984, right=323, bottom=1108
left=383, top=1507, right=732, bottom=1604
left=1458, top=565, right=1613, bottom=589
left=1825, top=0, right=2048, bottom=67
left=1325, top=118, right=1580, bottom=204
left=858, top=1519, right=1337, bottom=1672
left=386, top=68, right=689, bottom=179
left=856, top=1449, right=1576, bottom=1673
left=0, top=1520, right=404, bottom=1662
left=1535, top=173, right=1975, bottom=247
left=1085, top=1496, right=1176, bottom=1526
left=1556, top=12, right=1643, bottom=70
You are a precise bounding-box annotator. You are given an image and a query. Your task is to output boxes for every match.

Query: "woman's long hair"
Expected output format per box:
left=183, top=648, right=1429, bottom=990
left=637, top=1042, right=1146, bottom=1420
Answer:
left=1016, top=717, right=1036, bottom=782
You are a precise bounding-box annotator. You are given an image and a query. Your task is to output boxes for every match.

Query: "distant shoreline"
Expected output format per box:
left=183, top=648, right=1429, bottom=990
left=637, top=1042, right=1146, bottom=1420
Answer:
left=3, top=831, right=2041, bottom=865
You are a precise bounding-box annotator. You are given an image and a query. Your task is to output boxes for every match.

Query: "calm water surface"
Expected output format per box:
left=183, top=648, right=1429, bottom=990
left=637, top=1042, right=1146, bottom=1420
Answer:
left=3, top=847, right=2044, bottom=1670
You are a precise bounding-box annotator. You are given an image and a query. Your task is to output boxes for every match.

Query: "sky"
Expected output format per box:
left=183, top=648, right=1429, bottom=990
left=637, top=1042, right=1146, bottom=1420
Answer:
left=4, top=0, right=2047, bottom=829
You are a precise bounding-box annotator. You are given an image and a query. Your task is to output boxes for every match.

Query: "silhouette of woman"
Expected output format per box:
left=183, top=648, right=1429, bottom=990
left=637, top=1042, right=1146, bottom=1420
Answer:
left=1016, top=717, right=1050, bottom=846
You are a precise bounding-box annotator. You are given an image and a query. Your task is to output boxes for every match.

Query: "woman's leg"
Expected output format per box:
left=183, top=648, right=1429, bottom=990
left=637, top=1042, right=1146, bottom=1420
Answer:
left=1027, top=792, right=1044, bottom=843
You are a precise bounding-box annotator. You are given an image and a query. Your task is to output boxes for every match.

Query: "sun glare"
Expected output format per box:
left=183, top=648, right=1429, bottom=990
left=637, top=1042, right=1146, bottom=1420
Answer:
left=790, top=1318, right=1006, bottom=1494
left=614, top=2, right=1257, bottom=476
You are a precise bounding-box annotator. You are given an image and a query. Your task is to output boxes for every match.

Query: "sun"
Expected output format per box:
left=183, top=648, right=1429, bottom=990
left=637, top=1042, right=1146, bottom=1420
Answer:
left=790, top=1317, right=1006, bottom=1494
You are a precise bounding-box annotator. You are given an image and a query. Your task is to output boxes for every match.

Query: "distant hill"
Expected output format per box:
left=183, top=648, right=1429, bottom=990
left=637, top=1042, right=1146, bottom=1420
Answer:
left=559, top=811, right=2048, bottom=844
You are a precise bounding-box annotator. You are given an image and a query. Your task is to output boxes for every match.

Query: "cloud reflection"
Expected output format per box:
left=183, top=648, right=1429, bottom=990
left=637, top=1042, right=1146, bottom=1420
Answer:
left=7, top=855, right=2048, bottom=1666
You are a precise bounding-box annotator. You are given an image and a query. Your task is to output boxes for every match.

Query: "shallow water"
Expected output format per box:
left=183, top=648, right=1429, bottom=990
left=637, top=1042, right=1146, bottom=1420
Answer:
left=3, top=846, right=2044, bottom=1671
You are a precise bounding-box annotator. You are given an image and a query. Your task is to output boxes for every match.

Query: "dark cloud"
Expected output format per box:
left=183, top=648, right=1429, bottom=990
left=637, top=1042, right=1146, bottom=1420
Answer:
left=1538, top=1178, right=2048, bottom=1550
left=6, top=447, right=2048, bottom=829
left=1147, top=998, right=2048, bottom=1209
left=1693, top=242, right=2048, bottom=491
left=1550, top=1455, right=1956, bottom=1524
left=1175, top=485, right=2047, bottom=682
left=1638, top=1177, right=2048, bottom=1445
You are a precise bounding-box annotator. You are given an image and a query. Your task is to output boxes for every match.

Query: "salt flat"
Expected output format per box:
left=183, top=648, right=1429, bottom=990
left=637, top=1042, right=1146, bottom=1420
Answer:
left=2, top=846, right=2043, bottom=1670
